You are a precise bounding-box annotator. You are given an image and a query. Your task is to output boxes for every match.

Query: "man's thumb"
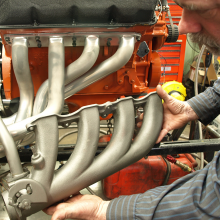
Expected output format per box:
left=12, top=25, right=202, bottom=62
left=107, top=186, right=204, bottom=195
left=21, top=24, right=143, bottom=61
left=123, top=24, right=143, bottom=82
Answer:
left=156, top=85, right=170, bottom=103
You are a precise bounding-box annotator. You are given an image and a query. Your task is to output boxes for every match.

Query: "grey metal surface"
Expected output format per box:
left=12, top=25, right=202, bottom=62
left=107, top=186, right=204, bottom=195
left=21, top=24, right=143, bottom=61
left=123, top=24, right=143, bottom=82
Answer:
left=64, top=35, right=135, bottom=99
left=33, top=35, right=100, bottom=115
left=42, top=37, right=65, bottom=115
left=12, top=37, right=34, bottom=123
left=2, top=35, right=135, bottom=146
left=22, top=36, right=99, bottom=147
left=1, top=93, right=163, bottom=219
left=4, top=33, right=140, bottom=47
left=0, top=117, right=23, bottom=176
left=4, top=37, right=65, bottom=145
left=2, top=114, right=17, bottom=126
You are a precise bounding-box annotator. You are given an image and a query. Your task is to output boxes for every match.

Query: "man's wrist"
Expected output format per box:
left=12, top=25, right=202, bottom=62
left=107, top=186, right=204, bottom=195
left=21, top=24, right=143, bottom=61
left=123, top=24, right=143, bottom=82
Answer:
left=96, top=201, right=110, bottom=220
left=184, top=102, right=199, bottom=122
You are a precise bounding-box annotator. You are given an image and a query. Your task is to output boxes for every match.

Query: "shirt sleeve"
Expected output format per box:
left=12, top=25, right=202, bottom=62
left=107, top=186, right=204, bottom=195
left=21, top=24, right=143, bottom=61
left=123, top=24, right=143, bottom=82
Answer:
left=107, top=151, right=220, bottom=220
left=187, top=79, right=220, bottom=125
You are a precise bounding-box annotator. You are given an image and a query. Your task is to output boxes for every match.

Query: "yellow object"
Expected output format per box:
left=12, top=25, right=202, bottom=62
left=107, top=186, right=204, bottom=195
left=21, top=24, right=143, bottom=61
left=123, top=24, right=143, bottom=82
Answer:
left=162, top=81, right=186, bottom=101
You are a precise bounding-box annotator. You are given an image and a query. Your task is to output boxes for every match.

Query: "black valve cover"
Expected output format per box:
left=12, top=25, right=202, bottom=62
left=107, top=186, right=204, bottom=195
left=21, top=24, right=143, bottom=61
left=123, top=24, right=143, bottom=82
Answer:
left=0, top=0, right=158, bottom=27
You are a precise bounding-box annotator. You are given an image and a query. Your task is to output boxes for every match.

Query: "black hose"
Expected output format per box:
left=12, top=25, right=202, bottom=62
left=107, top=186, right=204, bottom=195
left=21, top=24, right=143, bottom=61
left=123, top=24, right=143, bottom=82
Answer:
left=162, top=157, right=171, bottom=185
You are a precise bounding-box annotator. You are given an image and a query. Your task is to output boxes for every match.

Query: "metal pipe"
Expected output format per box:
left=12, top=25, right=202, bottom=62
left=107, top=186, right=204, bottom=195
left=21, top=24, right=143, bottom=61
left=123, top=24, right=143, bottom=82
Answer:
left=12, top=37, right=34, bottom=123
left=19, top=36, right=99, bottom=147
left=64, top=36, right=135, bottom=99
left=4, top=37, right=65, bottom=145
left=49, top=94, right=162, bottom=205
left=12, top=36, right=133, bottom=146
left=207, top=125, right=220, bottom=138
left=31, top=116, right=59, bottom=190
left=33, top=36, right=99, bottom=115
left=0, top=117, right=23, bottom=176
left=50, top=98, right=135, bottom=201
left=2, top=113, right=17, bottom=126
left=51, top=107, right=100, bottom=201
left=43, top=37, right=65, bottom=115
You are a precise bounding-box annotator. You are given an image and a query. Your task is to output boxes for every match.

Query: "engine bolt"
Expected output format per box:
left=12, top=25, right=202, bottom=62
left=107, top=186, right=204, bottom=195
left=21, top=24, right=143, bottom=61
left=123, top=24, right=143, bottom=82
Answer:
left=26, top=185, right=32, bottom=195
left=104, top=85, right=109, bottom=90
left=16, top=192, right=21, bottom=198
left=28, top=126, right=34, bottom=131
left=119, top=80, right=122, bottom=84
left=131, top=80, right=135, bottom=83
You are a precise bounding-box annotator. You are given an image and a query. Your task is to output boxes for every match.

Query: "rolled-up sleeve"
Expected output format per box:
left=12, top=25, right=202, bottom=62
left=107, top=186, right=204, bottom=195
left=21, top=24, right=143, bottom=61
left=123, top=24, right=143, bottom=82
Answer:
left=187, top=79, right=220, bottom=125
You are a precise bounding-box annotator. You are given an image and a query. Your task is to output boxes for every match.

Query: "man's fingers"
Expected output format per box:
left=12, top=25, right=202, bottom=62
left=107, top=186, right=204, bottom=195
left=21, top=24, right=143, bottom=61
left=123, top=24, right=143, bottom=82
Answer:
left=51, top=205, right=77, bottom=220
left=156, top=128, right=169, bottom=144
left=139, top=113, right=144, bottom=120
left=43, top=206, right=57, bottom=215
left=156, top=85, right=170, bottom=103
left=137, top=121, right=142, bottom=128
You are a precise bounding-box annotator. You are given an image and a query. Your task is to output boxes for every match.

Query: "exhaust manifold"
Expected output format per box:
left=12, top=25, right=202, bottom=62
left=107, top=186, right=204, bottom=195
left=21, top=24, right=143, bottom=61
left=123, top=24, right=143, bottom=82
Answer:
left=0, top=33, right=163, bottom=219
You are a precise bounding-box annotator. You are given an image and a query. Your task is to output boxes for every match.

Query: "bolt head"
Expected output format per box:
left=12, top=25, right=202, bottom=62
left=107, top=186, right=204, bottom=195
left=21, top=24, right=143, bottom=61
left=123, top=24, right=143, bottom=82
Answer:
left=16, top=193, right=21, bottom=198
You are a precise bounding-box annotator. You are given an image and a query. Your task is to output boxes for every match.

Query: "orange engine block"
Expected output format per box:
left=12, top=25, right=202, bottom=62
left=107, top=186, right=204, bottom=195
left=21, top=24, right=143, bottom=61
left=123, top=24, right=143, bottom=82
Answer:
left=1, top=9, right=171, bottom=114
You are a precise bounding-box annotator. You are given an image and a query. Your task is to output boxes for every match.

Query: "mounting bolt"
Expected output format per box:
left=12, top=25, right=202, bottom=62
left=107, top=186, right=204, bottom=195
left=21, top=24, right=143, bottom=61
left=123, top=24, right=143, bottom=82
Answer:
left=110, top=19, right=114, bottom=25
left=124, top=70, right=129, bottom=74
left=104, top=85, right=109, bottom=90
left=72, top=19, right=76, bottom=26
left=20, top=199, right=31, bottom=210
left=119, top=80, right=123, bottom=84
left=107, top=38, right=112, bottom=47
left=16, top=192, right=21, bottom=198
left=26, top=185, right=32, bottom=195
left=28, top=126, right=34, bottom=132
left=18, top=203, right=22, bottom=209
left=136, top=36, right=141, bottom=41
left=5, top=37, right=10, bottom=42
left=35, top=36, right=42, bottom=48
left=65, top=123, right=69, bottom=127
left=131, top=80, right=135, bottom=83
left=72, top=36, right=76, bottom=47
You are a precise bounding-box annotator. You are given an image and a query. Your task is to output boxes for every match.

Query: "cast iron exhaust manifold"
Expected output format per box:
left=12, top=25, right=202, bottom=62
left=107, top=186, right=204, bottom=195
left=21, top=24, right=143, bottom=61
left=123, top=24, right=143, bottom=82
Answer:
left=0, top=35, right=163, bottom=219
left=1, top=93, right=163, bottom=220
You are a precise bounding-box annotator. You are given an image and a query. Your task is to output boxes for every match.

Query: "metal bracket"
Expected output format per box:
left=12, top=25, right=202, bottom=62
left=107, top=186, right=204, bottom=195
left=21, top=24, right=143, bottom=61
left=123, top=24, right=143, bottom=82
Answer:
left=8, top=179, right=48, bottom=209
left=4, top=32, right=140, bottom=47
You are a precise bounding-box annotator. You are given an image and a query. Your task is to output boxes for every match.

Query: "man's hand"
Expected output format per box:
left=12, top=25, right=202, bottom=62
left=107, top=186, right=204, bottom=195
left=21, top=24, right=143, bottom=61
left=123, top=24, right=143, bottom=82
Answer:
left=137, top=85, right=199, bottom=143
left=44, top=194, right=110, bottom=220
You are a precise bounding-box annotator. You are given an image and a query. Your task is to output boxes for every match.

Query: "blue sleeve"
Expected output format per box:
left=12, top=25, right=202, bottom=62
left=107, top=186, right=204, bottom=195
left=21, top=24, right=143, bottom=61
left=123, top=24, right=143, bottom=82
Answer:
left=187, top=79, right=220, bottom=125
left=107, top=151, right=220, bottom=220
